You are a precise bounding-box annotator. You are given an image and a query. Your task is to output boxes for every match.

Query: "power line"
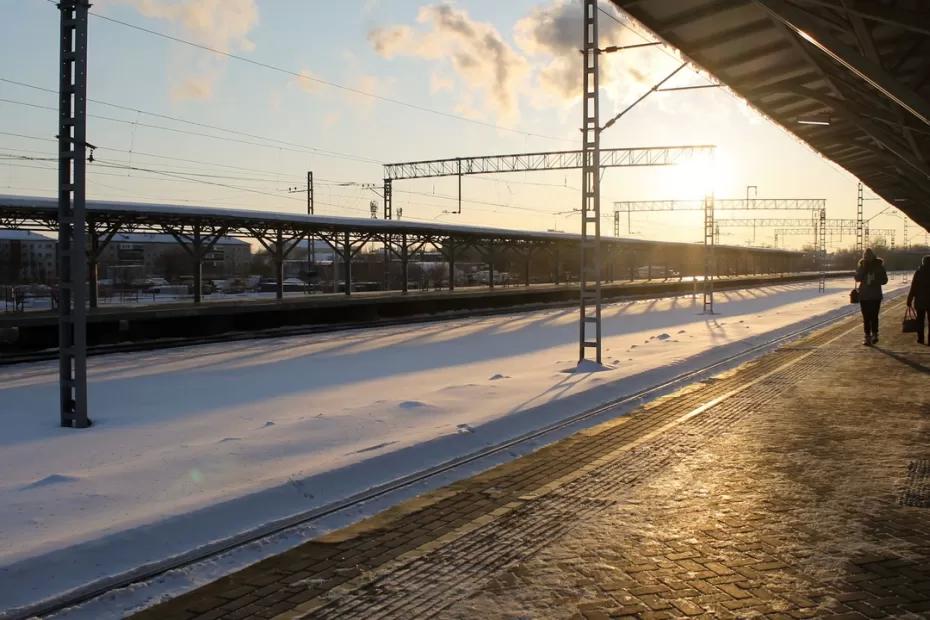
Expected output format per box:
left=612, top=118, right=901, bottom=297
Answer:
left=393, top=188, right=562, bottom=214
left=596, top=3, right=718, bottom=89
left=0, top=96, right=382, bottom=164
left=3, top=159, right=299, bottom=199
left=0, top=77, right=383, bottom=164
left=3, top=158, right=373, bottom=214
left=76, top=7, right=574, bottom=144
left=0, top=132, right=311, bottom=179
left=0, top=153, right=294, bottom=185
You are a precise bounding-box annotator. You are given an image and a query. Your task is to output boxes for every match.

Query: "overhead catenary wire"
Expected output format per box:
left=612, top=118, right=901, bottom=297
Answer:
left=51, top=2, right=573, bottom=144
left=0, top=78, right=383, bottom=164
left=0, top=96, right=382, bottom=165
left=0, top=131, right=312, bottom=179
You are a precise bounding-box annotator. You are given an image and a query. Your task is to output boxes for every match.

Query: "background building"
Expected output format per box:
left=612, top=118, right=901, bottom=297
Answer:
left=0, top=230, right=56, bottom=283
left=98, top=233, right=251, bottom=284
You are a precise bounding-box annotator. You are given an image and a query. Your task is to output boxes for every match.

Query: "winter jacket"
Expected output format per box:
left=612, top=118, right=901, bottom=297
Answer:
left=908, top=265, right=930, bottom=309
left=855, top=258, right=888, bottom=301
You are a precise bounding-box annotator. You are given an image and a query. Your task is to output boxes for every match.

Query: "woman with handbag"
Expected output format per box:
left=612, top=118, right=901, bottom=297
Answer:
left=906, top=255, right=930, bottom=345
left=855, top=248, right=888, bottom=346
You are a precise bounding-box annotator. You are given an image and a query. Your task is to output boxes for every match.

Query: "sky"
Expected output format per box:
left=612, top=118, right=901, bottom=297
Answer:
left=0, top=0, right=918, bottom=249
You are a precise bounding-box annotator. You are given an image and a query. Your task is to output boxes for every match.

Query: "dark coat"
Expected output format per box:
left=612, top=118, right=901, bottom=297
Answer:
left=908, top=264, right=930, bottom=309
left=855, top=258, right=888, bottom=301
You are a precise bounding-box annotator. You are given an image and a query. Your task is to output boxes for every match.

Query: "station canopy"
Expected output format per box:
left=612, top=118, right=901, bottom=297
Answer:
left=613, top=0, right=930, bottom=230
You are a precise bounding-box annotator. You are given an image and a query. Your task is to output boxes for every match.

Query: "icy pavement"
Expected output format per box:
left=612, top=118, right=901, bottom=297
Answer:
left=0, top=279, right=907, bottom=614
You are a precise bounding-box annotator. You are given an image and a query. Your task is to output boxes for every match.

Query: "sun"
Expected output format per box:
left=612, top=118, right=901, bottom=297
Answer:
left=674, top=152, right=733, bottom=197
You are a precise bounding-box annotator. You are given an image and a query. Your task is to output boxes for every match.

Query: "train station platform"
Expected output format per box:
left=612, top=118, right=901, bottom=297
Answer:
left=1, top=272, right=845, bottom=356
left=133, top=298, right=930, bottom=620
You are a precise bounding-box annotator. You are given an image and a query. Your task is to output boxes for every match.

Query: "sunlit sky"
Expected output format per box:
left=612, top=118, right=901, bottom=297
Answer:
left=1, top=0, right=918, bottom=249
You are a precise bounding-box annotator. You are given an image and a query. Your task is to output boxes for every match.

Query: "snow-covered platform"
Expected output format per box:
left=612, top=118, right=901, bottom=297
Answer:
left=130, top=297, right=930, bottom=620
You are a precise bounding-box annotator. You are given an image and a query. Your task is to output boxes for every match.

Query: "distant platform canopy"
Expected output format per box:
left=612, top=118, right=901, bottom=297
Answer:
left=613, top=0, right=930, bottom=230
left=0, top=194, right=799, bottom=255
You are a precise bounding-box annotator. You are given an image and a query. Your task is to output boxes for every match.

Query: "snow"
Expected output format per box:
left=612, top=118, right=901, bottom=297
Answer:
left=0, top=278, right=908, bottom=617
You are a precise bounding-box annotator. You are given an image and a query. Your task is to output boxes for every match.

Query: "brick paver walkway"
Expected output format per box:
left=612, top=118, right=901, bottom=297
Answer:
left=134, top=300, right=930, bottom=619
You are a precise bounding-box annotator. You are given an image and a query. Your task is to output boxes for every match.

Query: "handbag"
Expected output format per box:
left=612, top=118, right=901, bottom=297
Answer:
left=849, top=288, right=860, bottom=304
left=903, top=307, right=919, bottom=333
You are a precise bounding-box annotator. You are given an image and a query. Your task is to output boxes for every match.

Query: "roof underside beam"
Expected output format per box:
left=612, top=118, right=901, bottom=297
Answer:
left=754, top=0, right=930, bottom=127
left=794, top=0, right=930, bottom=36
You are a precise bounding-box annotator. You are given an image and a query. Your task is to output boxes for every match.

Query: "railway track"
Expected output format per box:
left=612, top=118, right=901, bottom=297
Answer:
left=1, top=273, right=849, bottom=366
left=6, top=294, right=883, bottom=620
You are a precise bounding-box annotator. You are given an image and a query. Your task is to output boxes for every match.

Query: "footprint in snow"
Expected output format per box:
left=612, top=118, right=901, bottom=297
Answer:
left=218, top=437, right=241, bottom=443
left=489, top=374, right=511, bottom=381
left=261, top=421, right=276, bottom=428
left=351, top=441, right=398, bottom=454
left=656, top=333, right=671, bottom=340
left=399, top=401, right=428, bottom=409
left=678, top=329, right=686, bottom=334
left=20, top=474, right=80, bottom=490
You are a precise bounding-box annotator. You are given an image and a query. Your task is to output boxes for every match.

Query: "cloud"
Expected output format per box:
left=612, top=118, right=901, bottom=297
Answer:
left=430, top=71, right=454, bottom=94
left=105, top=0, right=260, bottom=101
left=515, top=0, right=671, bottom=104
left=368, top=3, right=529, bottom=122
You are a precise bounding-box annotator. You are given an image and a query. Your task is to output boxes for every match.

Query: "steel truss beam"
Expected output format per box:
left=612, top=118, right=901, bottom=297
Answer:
left=716, top=218, right=856, bottom=227
left=776, top=227, right=894, bottom=236
left=382, top=145, right=715, bottom=181
left=614, top=198, right=825, bottom=212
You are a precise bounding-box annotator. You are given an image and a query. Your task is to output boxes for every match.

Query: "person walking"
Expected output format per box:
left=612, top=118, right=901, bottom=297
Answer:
left=855, top=248, right=888, bottom=345
left=907, top=255, right=930, bottom=345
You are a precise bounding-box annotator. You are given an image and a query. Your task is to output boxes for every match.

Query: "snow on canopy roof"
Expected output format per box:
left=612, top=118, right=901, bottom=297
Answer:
left=0, top=229, right=55, bottom=242
left=0, top=194, right=796, bottom=254
left=110, top=232, right=248, bottom=246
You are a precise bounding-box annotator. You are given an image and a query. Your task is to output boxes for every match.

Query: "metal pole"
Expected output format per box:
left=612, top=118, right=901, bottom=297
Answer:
left=275, top=229, right=284, bottom=300
left=307, top=171, right=314, bottom=290
left=192, top=226, right=203, bottom=304
left=579, top=0, right=602, bottom=364
left=818, top=207, right=826, bottom=292
left=401, top=233, right=408, bottom=293
left=343, top=232, right=351, bottom=296
left=383, top=179, right=392, bottom=220
left=703, top=193, right=715, bottom=314
left=448, top=241, right=456, bottom=291
left=856, top=182, right=864, bottom=254
left=457, top=158, right=462, bottom=215
left=58, top=0, right=91, bottom=428
left=307, top=171, right=314, bottom=215
left=88, top=221, right=98, bottom=309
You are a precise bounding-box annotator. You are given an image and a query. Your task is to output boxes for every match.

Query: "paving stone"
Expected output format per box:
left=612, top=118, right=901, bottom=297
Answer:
left=132, top=303, right=930, bottom=620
